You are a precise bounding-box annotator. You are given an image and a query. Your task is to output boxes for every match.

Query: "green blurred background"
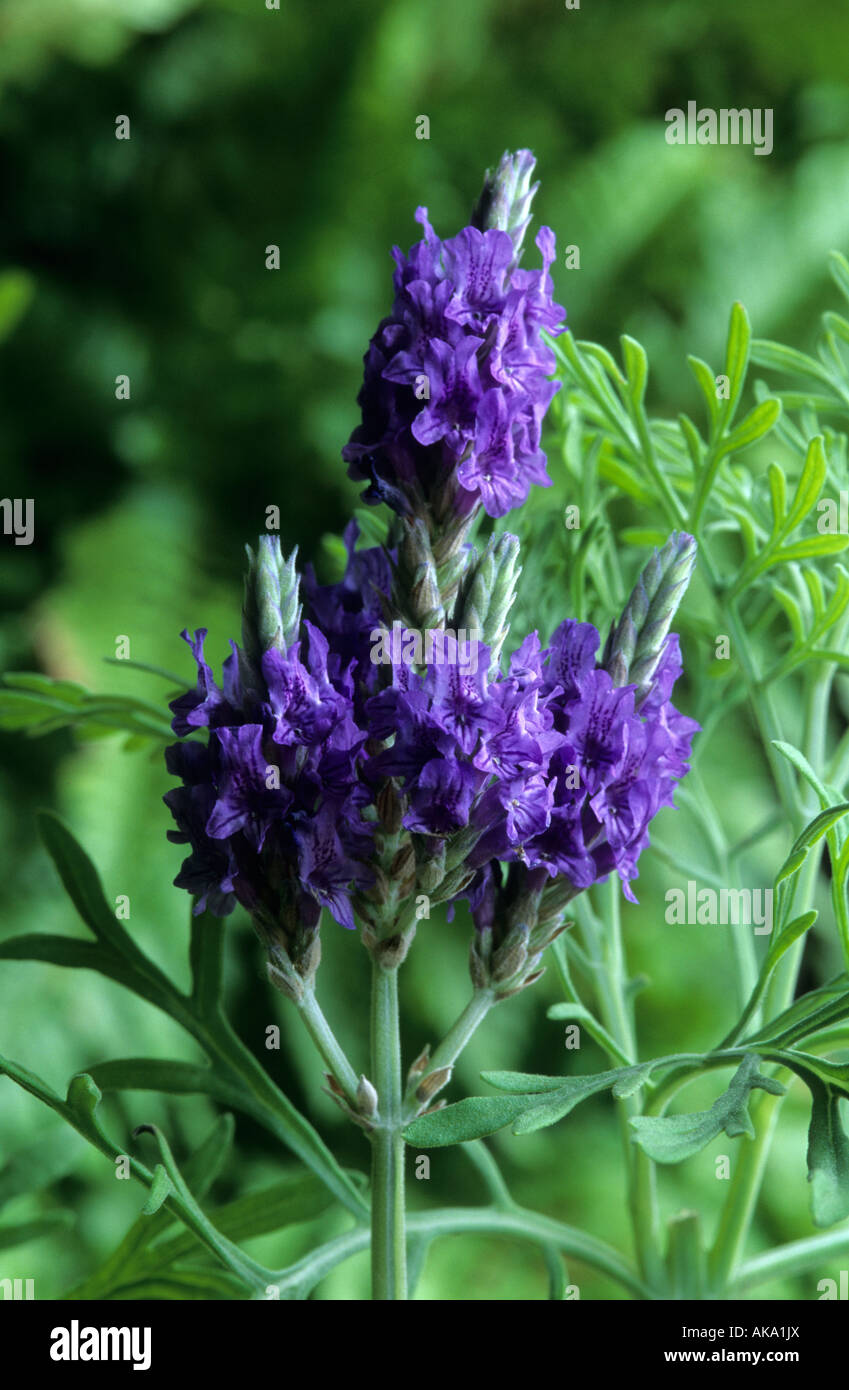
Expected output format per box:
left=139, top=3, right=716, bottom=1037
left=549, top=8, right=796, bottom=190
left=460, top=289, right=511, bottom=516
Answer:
left=2, top=0, right=849, bottom=1299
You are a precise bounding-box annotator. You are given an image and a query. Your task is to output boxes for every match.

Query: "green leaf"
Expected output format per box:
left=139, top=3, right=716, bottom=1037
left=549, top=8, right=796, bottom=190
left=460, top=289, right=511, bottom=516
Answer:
left=791, top=803, right=849, bottom=853
left=174, top=1112, right=234, bottom=1202
left=750, top=339, right=836, bottom=389
left=105, top=1270, right=249, bottom=1301
left=761, top=1053, right=849, bottom=1227
left=0, top=1058, right=143, bottom=1176
left=0, top=691, right=87, bottom=732
left=763, top=911, right=818, bottom=977
left=822, top=311, right=849, bottom=348
left=582, top=340, right=627, bottom=387
left=678, top=412, right=705, bottom=471
left=142, top=1165, right=174, bottom=1216
left=352, top=507, right=390, bottom=549
left=772, top=741, right=833, bottom=810
left=767, top=463, right=787, bottom=531
left=718, top=803, right=849, bottom=1049
left=775, top=535, right=848, bottom=564
left=1, top=673, right=89, bottom=704
left=687, top=355, right=720, bottom=432
left=18, top=819, right=367, bottom=1220
left=78, top=1172, right=334, bottom=1301
left=630, top=1056, right=784, bottom=1163
left=405, top=1062, right=658, bottom=1146
left=723, top=302, right=751, bottom=422
left=828, top=251, right=849, bottom=310
left=38, top=812, right=154, bottom=961
left=479, top=1070, right=570, bottom=1094
left=34, top=813, right=193, bottom=1024
left=130, top=1125, right=268, bottom=1291
left=84, top=1057, right=247, bottom=1111
left=0, top=933, right=154, bottom=998
left=513, top=1092, right=582, bottom=1135
left=66, top=1073, right=110, bottom=1141
left=153, top=1173, right=335, bottom=1267
left=0, top=679, right=175, bottom=742
left=597, top=451, right=655, bottom=505
left=620, top=334, right=648, bottom=409
left=774, top=849, right=808, bottom=890
left=805, top=1077, right=849, bottom=1227
left=189, top=912, right=224, bottom=1020
left=719, top=397, right=780, bottom=457
left=404, top=1095, right=532, bottom=1146
left=743, top=982, right=849, bottom=1050
left=102, top=656, right=185, bottom=685
left=783, top=434, right=828, bottom=535
left=722, top=914, right=818, bottom=1050
left=65, top=1115, right=235, bottom=1299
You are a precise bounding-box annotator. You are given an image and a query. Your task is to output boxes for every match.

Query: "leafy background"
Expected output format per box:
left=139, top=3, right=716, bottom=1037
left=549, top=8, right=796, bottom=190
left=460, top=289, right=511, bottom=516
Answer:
left=2, top=0, right=849, bottom=1299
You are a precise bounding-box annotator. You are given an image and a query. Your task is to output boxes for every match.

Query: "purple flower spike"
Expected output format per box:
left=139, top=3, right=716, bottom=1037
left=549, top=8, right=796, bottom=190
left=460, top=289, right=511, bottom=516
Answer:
left=164, top=549, right=376, bottom=953
left=344, top=151, right=565, bottom=523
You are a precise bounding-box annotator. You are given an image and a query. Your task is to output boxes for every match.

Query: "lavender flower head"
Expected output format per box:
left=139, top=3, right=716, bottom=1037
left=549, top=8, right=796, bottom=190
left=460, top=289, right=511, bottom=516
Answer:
left=343, top=149, right=565, bottom=524
left=163, top=155, right=699, bottom=1012
left=163, top=538, right=375, bottom=967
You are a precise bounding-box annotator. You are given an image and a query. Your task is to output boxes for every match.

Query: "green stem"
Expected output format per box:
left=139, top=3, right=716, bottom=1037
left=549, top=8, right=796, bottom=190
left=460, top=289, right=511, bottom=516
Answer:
left=550, top=936, right=633, bottom=1066
left=707, top=1089, right=782, bottom=1294
left=734, top=1227, right=849, bottom=1293
left=269, top=1205, right=652, bottom=1300
left=706, top=661, right=830, bottom=1289
left=461, top=1140, right=515, bottom=1209
left=199, top=1014, right=368, bottom=1220
left=370, top=961, right=407, bottom=1299
left=577, top=888, right=664, bottom=1291
left=404, top=987, right=495, bottom=1118
left=296, top=986, right=360, bottom=1106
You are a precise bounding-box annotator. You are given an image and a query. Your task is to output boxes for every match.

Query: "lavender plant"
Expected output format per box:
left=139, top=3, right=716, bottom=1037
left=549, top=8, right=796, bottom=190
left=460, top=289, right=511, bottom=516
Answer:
left=2, top=151, right=849, bottom=1302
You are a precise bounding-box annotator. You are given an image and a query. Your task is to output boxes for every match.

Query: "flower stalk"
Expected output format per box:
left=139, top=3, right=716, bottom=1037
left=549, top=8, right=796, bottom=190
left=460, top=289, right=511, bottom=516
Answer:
left=370, top=960, right=407, bottom=1299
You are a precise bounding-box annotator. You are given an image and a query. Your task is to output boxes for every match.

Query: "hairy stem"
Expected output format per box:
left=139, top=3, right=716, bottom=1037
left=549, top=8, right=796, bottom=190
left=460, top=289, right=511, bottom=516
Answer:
left=707, top=661, right=830, bottom=1289
left=296, top=986, right=360, bottom=1106
left=404, top=987, right=496, bottom=1118
left=577, top=888, right=664, bottom=1291
left=734, top=1227, right=849, bottom=1294
left=370, top=961, right=407, bottom=1299
left=269, top=1205, right=652, bottom=1300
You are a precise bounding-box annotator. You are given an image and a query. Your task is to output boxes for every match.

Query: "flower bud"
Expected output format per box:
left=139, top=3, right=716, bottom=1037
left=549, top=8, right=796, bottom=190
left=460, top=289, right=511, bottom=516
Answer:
left=377, top=780, right=405, bottom=835
left=393, top=519, right=445, bottom=631
left=416, top=839, right=447, bottom=894
left=356, top=1074, right=379, bottom=1119
left=602, top=532, right=696, bottom=704
left=472, top=149, right=539, bottom=262
left=454, top=532, right=521, bottom=673
left=242, top=536, right=302, bottom=683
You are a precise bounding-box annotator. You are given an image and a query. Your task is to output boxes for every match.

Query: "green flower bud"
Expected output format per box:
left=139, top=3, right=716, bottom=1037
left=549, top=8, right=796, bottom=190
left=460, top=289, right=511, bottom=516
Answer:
left=602, top=532, right=696, bottom=706
left=393, top=518, right=445, bottom=631
left=454, top=532, right=521, bottom=673
left=241, top=536, right=302, bottom=682
left=472, top=149, right=540, bottom=262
